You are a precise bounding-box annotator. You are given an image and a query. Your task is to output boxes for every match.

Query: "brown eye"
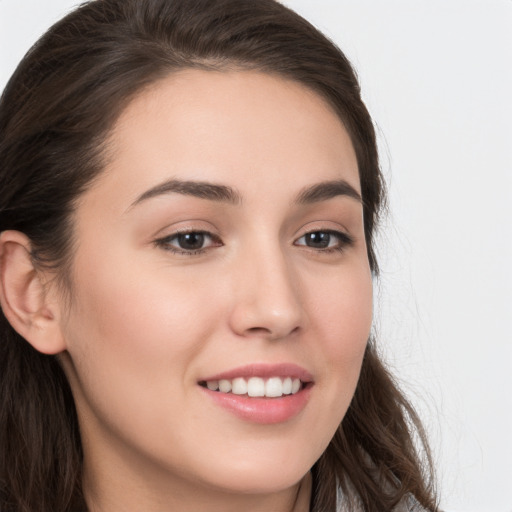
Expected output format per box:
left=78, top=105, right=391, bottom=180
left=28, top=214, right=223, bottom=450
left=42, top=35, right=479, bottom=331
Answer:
left=295, top=230, right=353, bottom=252
left=176, top=232, right=206, bottom=250
left=304, top=231, right=331, bottom=249
left=155, top=231, right=222, bottom=254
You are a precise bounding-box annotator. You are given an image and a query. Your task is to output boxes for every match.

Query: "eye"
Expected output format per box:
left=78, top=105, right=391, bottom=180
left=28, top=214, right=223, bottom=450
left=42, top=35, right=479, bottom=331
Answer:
left=294, top=230, right=353, bottom=252
left=155, top=231, right=222, bottom=254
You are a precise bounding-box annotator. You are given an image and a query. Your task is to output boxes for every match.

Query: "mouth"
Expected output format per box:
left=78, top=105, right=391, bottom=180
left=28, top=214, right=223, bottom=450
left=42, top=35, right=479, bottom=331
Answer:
left=197, top=364, right=313, bottom=424
left=199, top=376, right=308, bottom=398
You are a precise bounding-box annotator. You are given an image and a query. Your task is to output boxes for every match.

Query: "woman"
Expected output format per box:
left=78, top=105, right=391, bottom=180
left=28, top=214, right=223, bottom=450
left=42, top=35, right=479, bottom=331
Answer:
left=0, top=0, right=438, bottom=511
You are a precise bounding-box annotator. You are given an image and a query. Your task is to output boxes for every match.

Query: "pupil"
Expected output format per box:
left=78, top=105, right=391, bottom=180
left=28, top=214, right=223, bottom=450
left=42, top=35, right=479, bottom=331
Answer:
left=178, top=233, right=204, bottom=250
left=306, top=232, right=330, bottom=248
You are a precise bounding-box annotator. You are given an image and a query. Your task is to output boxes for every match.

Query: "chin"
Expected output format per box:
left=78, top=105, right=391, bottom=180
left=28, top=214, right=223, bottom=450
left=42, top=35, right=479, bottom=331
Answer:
left=209, top=466, right=309, bottom=495
left=189, top=443, right=316, bottom=495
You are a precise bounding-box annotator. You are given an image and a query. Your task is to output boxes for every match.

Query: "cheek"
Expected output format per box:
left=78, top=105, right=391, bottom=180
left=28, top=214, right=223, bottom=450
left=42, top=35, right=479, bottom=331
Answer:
left=305, top=259, right=372, bottom=408
left=60, top=249, right=225, bottom=420
left=66, top=247, right=221, bottom=354
left=309, top=259, right=373, bottom=354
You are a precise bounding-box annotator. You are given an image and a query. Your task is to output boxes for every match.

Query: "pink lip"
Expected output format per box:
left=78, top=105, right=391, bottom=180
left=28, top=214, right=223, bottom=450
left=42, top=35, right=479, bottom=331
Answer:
left=201, top=387, right=312, bottom=424
left=198, top=363, right=314, bottom=424
left=199, top=363, right=314, bottom=383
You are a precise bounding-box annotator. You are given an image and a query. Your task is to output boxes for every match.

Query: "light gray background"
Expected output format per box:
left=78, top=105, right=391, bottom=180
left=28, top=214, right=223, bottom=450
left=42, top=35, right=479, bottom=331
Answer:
left=1, top=1, right=511, bottom=511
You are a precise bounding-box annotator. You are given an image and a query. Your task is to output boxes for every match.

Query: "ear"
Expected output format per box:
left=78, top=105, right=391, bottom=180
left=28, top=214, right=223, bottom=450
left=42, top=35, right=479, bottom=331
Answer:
left=0, top=230, right=66, bottom=354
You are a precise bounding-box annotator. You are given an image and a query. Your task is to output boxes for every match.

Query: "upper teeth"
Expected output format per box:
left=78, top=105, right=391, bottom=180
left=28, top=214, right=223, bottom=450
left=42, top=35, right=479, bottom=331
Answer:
left=205, top=377, right=302, bottom=397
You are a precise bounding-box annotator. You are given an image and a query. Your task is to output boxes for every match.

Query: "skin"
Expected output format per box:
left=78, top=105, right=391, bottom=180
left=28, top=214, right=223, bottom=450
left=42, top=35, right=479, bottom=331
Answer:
left=48, top=70, right=373, bottom=511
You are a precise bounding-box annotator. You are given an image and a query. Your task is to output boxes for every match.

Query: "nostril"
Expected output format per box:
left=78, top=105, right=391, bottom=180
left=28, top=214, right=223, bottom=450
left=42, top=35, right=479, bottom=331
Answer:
left=246, top=326, right=271, bottom=334
left=244, top=325, right=300, bottom=340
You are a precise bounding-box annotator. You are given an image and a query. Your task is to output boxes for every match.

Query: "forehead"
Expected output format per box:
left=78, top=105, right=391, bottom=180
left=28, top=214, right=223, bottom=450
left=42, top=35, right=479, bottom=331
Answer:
left=87, top=69, right=359, bottom=210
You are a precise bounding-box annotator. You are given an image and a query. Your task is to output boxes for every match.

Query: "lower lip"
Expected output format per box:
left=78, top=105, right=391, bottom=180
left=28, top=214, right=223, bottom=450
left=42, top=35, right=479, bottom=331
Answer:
left=200, top=385, right=312, bottom=424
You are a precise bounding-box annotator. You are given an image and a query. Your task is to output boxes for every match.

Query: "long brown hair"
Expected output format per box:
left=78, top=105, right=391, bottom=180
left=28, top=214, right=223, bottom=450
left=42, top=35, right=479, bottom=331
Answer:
left=0, top=1, right=437, bottom=510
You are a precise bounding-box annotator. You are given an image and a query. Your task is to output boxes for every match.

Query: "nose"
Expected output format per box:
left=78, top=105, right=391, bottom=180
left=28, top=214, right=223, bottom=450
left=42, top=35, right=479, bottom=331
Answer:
left=228, top=245, right=304, bottom=341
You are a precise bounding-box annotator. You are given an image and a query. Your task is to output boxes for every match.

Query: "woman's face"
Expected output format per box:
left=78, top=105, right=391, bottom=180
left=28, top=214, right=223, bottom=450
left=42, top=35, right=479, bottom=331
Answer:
left=58, top=70, right=373, bottom=504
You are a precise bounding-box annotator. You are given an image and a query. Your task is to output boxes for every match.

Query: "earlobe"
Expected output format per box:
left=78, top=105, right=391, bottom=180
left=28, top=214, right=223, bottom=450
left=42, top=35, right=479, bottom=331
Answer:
left=0, top=230, right=66, bottom=354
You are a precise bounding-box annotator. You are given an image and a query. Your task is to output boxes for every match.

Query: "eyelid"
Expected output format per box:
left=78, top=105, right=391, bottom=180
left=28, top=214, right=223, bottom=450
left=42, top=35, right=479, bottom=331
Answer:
left=152, top=222, right=355, bottom=256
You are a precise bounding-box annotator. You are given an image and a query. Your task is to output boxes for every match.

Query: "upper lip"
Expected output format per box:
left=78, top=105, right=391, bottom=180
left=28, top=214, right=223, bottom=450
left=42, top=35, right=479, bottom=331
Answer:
left=199, top=363, right=314, bottom=383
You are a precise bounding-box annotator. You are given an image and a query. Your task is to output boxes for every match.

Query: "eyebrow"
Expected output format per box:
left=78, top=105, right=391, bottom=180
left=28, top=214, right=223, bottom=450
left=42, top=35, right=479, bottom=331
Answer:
left=129, top=179, right=242, bottom=209
left=295, top=179, right=362, bottom=204
left=128, top=177, right=361, bottom=210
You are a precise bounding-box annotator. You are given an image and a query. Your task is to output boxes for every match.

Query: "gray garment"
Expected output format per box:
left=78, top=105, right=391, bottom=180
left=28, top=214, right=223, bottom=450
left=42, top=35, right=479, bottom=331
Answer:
left=336, top=492, right=429, bottom=511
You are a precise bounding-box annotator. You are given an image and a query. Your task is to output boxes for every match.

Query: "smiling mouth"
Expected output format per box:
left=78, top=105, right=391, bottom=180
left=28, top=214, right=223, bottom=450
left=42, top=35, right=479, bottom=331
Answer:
left=199, top=376, right=307, bottom=398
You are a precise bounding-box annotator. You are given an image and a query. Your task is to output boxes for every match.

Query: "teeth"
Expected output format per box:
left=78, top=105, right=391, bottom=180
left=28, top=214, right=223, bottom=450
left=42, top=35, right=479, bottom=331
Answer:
left=282, top=377, right=292, bottom=395
left=206, top=380, right=219, bottom=391
left=218, top=379, right=231, bottom=393
left=232, top=377, right=248, bottom=395
left=265, top=377, right=282, bottom=397
left=247, top=377, right=265, bottom=397
left=204, top=376, right=304, bottom=398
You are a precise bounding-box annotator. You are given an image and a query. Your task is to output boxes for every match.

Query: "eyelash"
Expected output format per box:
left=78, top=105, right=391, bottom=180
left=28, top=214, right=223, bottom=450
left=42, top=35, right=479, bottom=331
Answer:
left=154, top=229, right=354, bottom=256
